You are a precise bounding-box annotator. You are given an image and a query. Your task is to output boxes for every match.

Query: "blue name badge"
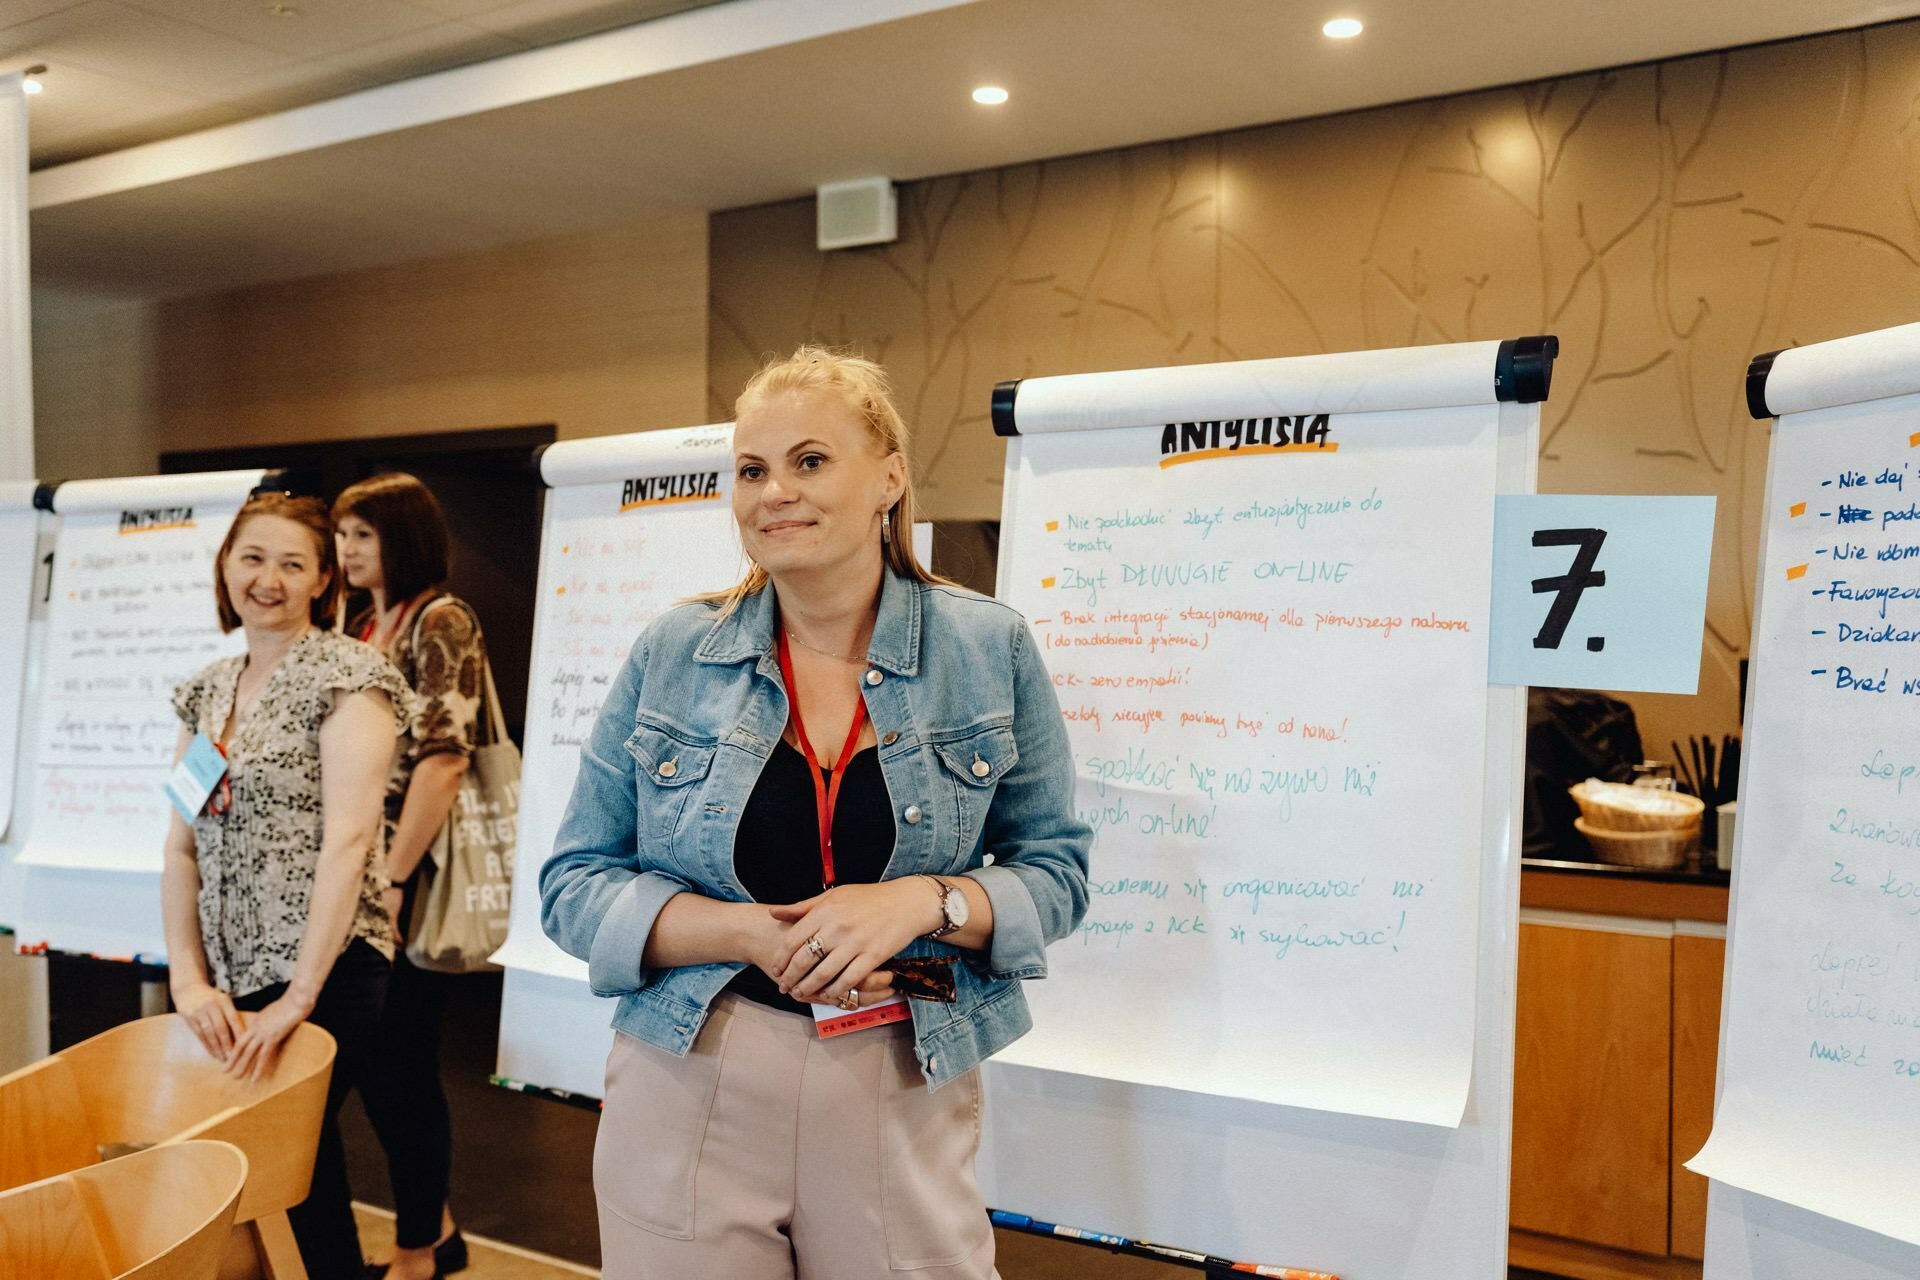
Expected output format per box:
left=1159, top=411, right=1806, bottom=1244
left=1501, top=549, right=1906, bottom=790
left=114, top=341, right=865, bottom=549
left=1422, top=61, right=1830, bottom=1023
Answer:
left=164, top=732, right=229, bottom=822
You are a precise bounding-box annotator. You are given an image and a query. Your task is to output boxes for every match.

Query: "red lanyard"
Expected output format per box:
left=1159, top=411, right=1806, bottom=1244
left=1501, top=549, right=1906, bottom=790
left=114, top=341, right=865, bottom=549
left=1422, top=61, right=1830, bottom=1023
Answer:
left=776, top=631, right=868, bottom=889
left=209, top=740, right=233, bottom=816
left=360, top=597, right=423, bottom=648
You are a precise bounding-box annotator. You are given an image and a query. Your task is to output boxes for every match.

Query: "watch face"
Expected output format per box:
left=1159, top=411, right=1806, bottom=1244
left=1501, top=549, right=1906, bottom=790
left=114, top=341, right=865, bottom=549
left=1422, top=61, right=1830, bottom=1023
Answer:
left=947, top=885, right=970, bottom=927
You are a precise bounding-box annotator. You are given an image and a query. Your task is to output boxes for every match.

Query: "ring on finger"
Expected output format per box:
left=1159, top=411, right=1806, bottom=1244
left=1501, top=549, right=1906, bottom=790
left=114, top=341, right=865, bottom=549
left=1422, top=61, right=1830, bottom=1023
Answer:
left=837, top=988, right=860, bottom=1011
left=805, top=934, right=827, bottom=960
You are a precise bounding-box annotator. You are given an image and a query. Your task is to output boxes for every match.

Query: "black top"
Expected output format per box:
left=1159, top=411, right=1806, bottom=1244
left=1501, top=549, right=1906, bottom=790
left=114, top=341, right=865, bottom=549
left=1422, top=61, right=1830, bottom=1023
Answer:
left=724, top=738, right=896, bottom=1014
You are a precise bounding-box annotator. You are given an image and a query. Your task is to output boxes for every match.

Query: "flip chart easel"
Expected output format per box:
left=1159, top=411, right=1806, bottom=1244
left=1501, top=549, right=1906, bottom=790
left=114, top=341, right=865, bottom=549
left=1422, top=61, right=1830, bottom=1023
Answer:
left=1690, top=323, right=1920, bottom=1277
left=491, top=424, right=743, bottom=1098
left=0, top=481, right=42, bottom=843
left=977, top=339, right=1551, bottom=1278
left=2, top=469, right=265, bottom=962
left=0, top=481, right=52, bottom=939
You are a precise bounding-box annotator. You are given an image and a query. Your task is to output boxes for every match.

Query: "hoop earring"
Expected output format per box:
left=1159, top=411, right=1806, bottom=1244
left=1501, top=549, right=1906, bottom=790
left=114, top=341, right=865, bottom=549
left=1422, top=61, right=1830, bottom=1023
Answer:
left=882, top=511, right=892, bottom=540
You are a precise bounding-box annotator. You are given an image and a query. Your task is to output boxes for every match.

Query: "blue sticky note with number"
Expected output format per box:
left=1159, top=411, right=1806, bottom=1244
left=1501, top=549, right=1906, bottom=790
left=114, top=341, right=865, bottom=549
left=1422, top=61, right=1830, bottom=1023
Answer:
left=1488, top=495, right=1716, bottom=694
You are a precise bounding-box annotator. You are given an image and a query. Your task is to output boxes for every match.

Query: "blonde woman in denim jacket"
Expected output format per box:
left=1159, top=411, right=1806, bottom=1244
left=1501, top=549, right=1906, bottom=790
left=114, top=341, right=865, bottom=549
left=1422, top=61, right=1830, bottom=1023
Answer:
left=541, top=347, right=1091, bottom=1279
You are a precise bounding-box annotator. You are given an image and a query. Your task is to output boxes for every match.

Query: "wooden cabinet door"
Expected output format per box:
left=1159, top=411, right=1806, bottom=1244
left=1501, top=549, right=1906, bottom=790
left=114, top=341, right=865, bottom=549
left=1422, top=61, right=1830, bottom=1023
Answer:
left=1511, top=918, right=1673, bottom=1256
left=1670, top=931, right=1725, bottom=1260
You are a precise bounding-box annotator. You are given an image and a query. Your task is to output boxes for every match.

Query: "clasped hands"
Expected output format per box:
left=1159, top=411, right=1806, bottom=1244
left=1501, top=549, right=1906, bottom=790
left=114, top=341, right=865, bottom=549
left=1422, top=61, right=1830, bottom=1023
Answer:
left=757, top=878, right=942, bottom=1006
left=172, top=982, right=311, bottom=1082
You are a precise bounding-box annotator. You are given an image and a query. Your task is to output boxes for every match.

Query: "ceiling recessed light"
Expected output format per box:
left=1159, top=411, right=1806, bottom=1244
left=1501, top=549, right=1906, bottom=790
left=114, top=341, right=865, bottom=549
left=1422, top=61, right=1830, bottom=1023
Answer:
left=971, top=85, right=1009, bottom=106
left=21, top=77, right=43, bottom=95
left=1323, top=17, right=1363, bottom=38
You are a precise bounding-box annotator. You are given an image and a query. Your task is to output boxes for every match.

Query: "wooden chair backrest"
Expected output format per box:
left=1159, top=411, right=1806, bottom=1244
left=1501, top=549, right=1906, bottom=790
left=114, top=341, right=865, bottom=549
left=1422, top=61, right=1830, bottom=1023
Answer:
left=0, top=1054, right=98, bottom=1192
left=0, top=1140, right=247, bottom=1280
left=4, top=1014, right=334, bottom=1224
left=0, top=1176, right=105, bottom=1280
left=57, top=1016, right=332, bottom=1148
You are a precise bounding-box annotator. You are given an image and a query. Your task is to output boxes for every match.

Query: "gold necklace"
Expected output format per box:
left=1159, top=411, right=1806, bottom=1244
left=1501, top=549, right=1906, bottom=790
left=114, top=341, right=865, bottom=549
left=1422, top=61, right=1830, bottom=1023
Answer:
left=785, top=629, right=865, bottom=665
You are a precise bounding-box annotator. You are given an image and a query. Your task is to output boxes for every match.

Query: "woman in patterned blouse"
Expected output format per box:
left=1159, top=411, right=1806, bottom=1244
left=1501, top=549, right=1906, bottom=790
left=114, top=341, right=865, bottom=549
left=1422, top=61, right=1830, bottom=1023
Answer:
left=165, top=492, right=412, bottom=1280
left=335, top=472, right=487, bottom=1280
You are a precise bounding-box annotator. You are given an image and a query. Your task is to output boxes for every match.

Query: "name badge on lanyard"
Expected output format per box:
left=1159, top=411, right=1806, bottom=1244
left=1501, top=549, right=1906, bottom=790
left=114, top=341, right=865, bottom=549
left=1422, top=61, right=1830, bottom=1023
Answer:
left=164, top=732, right=231, bottom=821
left=778, top=631, right=911, bottom=1038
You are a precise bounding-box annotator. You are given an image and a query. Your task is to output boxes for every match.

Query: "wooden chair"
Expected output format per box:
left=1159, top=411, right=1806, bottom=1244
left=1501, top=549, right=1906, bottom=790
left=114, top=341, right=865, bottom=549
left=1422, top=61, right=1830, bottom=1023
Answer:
left=0, top=1014, right=334, bottom=1280
left=0, top=1138, right=249, bottom=1280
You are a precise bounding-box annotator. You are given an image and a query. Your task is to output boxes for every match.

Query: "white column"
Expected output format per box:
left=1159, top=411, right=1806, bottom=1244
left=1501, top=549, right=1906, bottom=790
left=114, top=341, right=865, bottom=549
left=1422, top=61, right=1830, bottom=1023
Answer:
left=0, top=73, right=31, bottom=483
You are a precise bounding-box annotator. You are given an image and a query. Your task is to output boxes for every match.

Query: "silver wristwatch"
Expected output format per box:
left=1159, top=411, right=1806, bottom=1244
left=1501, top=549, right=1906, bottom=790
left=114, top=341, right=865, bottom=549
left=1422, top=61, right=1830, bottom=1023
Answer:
left=922, top=874, right=969, bottom=939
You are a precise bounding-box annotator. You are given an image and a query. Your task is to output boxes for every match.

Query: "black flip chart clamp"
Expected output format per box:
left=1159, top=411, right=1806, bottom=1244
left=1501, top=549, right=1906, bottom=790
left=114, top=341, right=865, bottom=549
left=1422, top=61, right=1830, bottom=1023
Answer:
left=1494, top=334, right=1558, bottom=403
left=991, top=379, right=1021, bottom=438
left=1745, top=349, right=1784, bottom=420
left=248, top=467, right=295, bottom=497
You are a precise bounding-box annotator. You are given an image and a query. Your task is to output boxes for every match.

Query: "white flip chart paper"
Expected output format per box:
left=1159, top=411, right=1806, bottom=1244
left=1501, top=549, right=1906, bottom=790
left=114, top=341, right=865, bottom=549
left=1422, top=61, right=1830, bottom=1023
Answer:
left=1689, top=392, right=1920, bottom=1248
left=0, top=486, right=39, bottom=840
left=494, top=426, right=740, bottom=979
left=996, top=403, right=1497, bottom=1126
left=18, top=473, right=258, bottom=874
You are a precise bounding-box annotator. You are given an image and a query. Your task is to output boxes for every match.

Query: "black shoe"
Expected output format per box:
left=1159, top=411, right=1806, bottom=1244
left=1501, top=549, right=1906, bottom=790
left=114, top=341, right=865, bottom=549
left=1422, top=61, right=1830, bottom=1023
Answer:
left=363, top=1230, right=465, bottom=1280
left=437, top=1231, right=468, bottom=1276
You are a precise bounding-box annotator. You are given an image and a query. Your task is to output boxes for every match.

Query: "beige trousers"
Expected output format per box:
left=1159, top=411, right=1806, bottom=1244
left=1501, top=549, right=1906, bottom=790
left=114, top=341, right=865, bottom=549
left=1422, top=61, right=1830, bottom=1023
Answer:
left=595, top=994, right=1000, bottom=1280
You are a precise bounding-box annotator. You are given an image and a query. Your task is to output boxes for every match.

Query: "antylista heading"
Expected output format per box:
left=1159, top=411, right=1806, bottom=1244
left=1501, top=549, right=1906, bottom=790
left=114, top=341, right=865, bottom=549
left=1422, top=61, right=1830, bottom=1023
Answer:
left=621, top=472, right=720, bottom=507
left=1160, top=416, right=1332, bottom=459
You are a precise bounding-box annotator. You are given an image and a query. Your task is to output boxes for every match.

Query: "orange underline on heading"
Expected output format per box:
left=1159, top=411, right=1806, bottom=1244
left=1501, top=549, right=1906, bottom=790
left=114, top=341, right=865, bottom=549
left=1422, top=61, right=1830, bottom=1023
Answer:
left=118, top=521, right=196, bottom=535
left=1909, top=431, right=1920, bottom=448
left=1786, top=563, right=1809, bottom=580
left=620, top=493, right=717, bottom=512
left=1159, top=443, right=1339, bottom=469
left=1789, top=502, right=1806, bottom=518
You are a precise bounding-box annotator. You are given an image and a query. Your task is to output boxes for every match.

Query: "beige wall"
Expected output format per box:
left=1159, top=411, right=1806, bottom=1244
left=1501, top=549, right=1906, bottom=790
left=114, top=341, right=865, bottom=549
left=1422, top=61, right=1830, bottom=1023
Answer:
left=710, top=20, right=1920, bottom=754
left=33, top=288, right=163, bottom=482
left=32, top=210, right=710, bottom=480
left=29, top=21, right=1920, bottom=755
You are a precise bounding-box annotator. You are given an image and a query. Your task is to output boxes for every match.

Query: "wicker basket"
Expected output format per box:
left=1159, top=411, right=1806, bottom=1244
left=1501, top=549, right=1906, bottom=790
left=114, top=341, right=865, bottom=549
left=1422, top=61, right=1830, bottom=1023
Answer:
left=1574, top=816, right=1700, bottom=869
left=1569, top=779, right=1705, bottom=832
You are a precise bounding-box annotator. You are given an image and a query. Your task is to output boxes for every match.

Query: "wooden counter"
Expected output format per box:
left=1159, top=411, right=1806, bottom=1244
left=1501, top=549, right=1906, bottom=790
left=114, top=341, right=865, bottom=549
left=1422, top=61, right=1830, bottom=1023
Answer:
left=1522, top=857, right=1729, bottom=923
left=1511, top=859, right=1728, bottom=1278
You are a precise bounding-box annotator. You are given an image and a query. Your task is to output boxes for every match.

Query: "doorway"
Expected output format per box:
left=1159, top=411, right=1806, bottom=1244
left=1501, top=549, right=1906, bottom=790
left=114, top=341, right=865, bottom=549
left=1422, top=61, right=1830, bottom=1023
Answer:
left=161, top=424, right=553, bottom=741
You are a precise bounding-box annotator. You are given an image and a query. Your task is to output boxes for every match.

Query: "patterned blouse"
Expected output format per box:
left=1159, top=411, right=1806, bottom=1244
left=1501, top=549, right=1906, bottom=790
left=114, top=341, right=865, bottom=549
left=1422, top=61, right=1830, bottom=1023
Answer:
left=348, top=594, right=487, bottom=865
left=172, top=628, right=413, bottom=996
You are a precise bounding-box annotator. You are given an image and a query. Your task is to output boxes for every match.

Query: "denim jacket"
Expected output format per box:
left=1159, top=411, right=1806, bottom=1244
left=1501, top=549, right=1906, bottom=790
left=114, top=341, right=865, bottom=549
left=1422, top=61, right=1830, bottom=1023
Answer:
left=540, top=569, right=1092, bottom=1090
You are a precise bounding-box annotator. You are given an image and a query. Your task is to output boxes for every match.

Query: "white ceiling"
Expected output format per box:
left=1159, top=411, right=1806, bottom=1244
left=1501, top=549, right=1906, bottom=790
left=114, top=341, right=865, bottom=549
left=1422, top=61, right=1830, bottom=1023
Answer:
left=3, top=0, right=726, bottom=166
left=20, top=0, right=1920, bottom=301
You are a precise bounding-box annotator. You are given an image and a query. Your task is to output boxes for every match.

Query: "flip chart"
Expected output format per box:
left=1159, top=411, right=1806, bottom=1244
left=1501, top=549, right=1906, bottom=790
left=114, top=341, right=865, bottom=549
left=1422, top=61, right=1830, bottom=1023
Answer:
left=492, top=425, right=742, bottom=1097
left=1692, top=368, right=1920, bottom=1252
left=18, top=471, right=260, bottom=876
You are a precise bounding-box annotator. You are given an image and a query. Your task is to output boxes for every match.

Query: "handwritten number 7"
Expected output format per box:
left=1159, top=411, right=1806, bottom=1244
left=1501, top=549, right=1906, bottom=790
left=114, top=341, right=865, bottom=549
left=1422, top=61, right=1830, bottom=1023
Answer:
left=1531, top=528, right=1607, bottom=650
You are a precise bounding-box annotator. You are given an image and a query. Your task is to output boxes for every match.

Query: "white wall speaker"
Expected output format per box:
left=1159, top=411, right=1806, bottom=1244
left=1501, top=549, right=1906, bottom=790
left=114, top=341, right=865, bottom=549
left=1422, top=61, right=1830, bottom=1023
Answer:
left=816, top=177, right=898, bottom=251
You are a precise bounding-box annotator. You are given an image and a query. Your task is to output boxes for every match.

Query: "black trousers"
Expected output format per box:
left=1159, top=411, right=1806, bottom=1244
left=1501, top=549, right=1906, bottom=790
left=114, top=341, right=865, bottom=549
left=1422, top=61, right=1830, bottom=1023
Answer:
left=235, top=938, right=390, bottom=1280
left=356, top=947, right=454, bottom=1248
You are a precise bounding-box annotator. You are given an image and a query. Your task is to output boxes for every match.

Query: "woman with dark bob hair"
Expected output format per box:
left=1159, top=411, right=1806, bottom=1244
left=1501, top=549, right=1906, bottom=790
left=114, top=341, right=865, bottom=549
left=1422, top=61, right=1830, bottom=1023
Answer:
left=334, top=472, right=489, bottom=1280
left=164, top=491, right=411, bottom=1280
left=541, top=347, right=1091, bottom=1278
